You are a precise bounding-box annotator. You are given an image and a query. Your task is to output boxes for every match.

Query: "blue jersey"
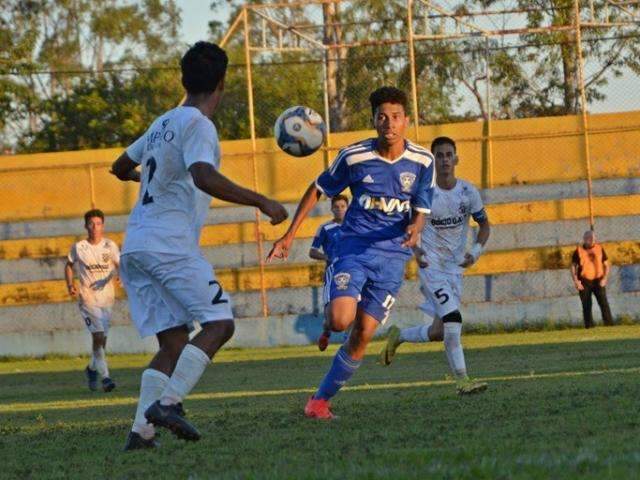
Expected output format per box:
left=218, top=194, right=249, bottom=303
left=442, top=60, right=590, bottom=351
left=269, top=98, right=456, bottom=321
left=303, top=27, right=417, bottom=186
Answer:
left=311, top=220, right=342, bottom=263
left=315, top=138, right=435, bottom=259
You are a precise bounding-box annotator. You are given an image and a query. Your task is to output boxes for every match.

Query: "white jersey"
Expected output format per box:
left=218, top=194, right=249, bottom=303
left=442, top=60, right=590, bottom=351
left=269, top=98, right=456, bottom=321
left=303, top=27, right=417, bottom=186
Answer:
left=123, top=106, right=220, bottom=256
left=421, top=179, right=486, bottom=274
left=68, top=238, right=120, bottom=307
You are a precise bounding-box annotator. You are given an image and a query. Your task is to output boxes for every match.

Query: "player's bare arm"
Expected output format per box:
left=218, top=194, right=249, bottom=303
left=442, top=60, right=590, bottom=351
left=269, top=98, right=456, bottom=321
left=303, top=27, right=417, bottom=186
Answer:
left=309, top=248, right=328, bottom=261
left=188, top=162, right=287, bottom=225
left=110, top=152, right=141, bottom=182
left=268, top=182, right=322, bottom=261
left=64, top=260, right=77, bottom=297
left=600, top=259, right=610, bottom=287
left=402, top=210, right=426, bottom=248
left=460, top=217, right=491, bottom=268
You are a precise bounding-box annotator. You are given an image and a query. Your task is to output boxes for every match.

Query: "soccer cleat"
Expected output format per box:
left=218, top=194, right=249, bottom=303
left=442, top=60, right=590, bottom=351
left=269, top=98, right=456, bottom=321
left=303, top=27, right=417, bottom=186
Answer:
left=304, top=396, right=335, bottom=420
left=456, top=377, right=488, bottom=396
left=145, top=400, right=201, bottom=441
left=318, top=331, right=330, bottom=351
left=123, top=431, right=159, bottom=451
left=85, top=366, right=98, bottom=391
left=379, top=325, right=402, bottom=366
left=102, top=377, right=116, bottom=392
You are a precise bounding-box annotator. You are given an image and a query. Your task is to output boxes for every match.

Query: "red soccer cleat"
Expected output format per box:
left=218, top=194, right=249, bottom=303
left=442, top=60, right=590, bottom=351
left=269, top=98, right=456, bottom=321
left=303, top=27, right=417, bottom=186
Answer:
left=317, top=331, right=330, bottom=351
left=304, top=396, right=335, bottom=420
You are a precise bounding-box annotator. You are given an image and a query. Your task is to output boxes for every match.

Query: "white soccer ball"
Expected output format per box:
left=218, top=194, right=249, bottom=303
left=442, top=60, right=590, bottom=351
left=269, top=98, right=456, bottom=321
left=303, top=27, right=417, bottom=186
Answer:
left=274, top=106, right=326, bottom=157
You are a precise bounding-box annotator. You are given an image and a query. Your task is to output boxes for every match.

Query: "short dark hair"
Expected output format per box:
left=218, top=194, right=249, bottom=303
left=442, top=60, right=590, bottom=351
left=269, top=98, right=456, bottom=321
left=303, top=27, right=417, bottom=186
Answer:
left=84, top=209, right=104, bottom=225
left=181, top=41, right=228, bottom=95
left=369, top=87, right=408, bottom=117
left=331, top=194, right=349, bottom=206
left=431, top=136, right=456, bottom=153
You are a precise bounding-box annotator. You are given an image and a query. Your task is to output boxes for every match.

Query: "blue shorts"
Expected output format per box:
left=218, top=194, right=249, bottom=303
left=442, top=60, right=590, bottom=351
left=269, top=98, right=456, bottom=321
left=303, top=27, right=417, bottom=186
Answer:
left=326, top=253, right=406, bottom=323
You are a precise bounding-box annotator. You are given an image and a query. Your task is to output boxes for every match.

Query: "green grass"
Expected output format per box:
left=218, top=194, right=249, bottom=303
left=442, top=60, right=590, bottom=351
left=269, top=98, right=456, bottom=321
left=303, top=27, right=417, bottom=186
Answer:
left=2, top=326, right=640, bottom=479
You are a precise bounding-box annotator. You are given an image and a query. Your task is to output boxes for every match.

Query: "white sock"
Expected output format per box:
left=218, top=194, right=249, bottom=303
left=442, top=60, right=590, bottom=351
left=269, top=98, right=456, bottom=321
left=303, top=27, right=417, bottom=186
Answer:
left=443, top=322, right=467, bottom=379
left=132, top=369, right=169, bottom=439
left=399, top=324, right=430, bottom=343
left=94, top=347, right=109, bottom=378
left=89, top=353, right=97, bottom=371
left=160, top=344, right=210, bottom=406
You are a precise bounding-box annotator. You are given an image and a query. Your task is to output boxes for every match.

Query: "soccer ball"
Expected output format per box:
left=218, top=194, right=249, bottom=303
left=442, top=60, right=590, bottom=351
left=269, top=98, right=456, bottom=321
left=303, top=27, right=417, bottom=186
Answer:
left=274, top=106, right=326, bottom=157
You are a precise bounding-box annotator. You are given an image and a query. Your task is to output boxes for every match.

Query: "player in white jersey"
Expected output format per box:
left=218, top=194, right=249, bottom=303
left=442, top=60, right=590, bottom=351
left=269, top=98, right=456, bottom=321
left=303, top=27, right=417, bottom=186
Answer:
left=111, top=42, right=288, bottom=451
left=380, top=136, right=491, bottom=395
left=65, top=209, right=120, bottom=392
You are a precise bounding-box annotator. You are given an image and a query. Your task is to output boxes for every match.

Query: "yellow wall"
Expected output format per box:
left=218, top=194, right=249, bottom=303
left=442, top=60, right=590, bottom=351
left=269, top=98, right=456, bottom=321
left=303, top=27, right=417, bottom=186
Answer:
left=1, top=111, right=639, bottom=222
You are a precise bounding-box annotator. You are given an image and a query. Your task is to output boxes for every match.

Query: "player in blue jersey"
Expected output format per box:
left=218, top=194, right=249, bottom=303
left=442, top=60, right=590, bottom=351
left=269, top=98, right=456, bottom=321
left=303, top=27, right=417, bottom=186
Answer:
left=268, top=87, right=435, bottom=419
left=309, top=195, right=349, bottom=351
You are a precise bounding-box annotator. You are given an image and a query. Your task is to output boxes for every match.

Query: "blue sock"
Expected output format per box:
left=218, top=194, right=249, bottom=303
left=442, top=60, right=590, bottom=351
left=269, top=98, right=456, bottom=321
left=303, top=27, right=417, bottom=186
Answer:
left=314, top=346, right=362, bottom=400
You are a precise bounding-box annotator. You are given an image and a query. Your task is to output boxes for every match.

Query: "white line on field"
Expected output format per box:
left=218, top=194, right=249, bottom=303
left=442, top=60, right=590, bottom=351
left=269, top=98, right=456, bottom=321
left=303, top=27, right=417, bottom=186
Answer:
left=2, top=366, right=639, bottom=415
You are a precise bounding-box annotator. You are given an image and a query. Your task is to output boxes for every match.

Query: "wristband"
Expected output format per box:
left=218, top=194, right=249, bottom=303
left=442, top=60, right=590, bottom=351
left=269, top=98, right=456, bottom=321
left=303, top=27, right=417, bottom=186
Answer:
left=469, top=242, right=484, bottom=261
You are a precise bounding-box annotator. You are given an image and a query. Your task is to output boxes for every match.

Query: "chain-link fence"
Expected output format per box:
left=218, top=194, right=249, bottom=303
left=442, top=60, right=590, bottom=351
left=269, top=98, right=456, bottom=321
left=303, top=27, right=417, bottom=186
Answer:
left=0, top=1, right=639, bottom=353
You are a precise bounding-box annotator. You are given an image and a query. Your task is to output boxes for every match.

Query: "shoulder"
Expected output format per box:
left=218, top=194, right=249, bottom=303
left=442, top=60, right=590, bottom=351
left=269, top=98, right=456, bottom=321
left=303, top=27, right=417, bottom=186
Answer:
left=404, top=141, right=435, bottom=166
left=458, top=179, right=480, bottom=195
left=322, top=221, right=340, bottom=231
left=104, top=238, right=118, bottom=249
left=335, top=139, right=376, bottom=165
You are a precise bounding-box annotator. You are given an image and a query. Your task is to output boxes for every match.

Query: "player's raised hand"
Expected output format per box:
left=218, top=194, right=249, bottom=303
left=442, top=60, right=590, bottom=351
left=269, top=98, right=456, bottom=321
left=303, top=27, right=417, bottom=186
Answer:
left=259, top=198, right=289, bottom=225
left=267, top=235, right=293, bottom=262
left=67, top=284, right=78, bottom=297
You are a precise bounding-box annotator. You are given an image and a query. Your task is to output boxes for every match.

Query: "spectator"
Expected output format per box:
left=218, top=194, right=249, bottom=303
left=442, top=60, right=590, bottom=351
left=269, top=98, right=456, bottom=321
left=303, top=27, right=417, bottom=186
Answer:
left=571, top=230, right=614, bottom=328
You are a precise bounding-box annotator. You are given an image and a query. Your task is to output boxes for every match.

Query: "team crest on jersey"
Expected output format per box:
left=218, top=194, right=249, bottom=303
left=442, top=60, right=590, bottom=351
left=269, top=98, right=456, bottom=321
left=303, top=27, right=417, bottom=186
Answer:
left=458, top=202, right=467, bottom=215
left=333, top=272, right=351, bottom=290
left=399, top=172, right=416, bottom=192
left=102, top=253, right=110, bottom=263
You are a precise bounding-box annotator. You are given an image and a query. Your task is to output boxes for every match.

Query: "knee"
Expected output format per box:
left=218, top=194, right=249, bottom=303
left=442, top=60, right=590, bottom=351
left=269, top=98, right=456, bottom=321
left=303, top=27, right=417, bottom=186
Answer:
left=442, top=311, right=462, bottom=345
left=328, top=310, right=352, bottom=332
left=92, top=333, right=105, bottom=350
left=429, top=326, right=444, bottom=342
left=218, top=320, right=235, bottom=342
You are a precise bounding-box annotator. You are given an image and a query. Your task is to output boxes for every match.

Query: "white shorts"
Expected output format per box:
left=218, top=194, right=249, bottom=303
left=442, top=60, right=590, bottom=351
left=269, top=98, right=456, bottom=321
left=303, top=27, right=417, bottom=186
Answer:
left=418, top=268, right=462, bottom=319
left=79, top=304, right=113, bottom=335
left=119, top=252, right=234, bottom=338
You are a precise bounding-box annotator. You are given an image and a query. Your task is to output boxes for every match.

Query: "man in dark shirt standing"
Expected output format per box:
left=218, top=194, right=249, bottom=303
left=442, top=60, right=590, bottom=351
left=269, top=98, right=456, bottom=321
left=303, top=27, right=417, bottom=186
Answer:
left=571, top=230, right=614, bottom=328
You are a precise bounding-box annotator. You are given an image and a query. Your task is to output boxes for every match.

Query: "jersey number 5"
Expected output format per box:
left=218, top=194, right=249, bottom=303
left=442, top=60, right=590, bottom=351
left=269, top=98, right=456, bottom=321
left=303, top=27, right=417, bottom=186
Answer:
left=434, top=288, right=450, bottom=305
left=142, top=157, right=157, bottom=205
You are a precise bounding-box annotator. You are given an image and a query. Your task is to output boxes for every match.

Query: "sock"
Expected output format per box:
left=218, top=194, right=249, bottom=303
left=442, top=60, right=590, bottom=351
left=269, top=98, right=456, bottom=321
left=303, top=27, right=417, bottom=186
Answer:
left=443, top=322, right=467, bottom=379
left=132, top=369, right=169, bottom=439
left=89, top=353, right=97, bottom=371
left=94, top=347, right=110, bottom=378
left=314, top=345, right=362, bottom=401
left=400, top=324, right=430, bottom=343
left=160, top=344, right=210, bottom=406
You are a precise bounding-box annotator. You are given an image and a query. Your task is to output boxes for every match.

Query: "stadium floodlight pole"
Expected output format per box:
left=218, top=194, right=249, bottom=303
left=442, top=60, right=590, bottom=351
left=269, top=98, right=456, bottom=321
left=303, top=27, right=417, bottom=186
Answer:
left=243, top=6, right=269, bottom=317
left=574, top=0, right=596, bottom=231
left=407, top=0, right=421, bottom=144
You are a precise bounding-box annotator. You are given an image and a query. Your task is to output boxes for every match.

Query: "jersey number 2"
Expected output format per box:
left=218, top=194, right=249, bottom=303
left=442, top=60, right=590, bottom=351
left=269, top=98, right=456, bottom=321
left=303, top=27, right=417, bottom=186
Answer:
left=209, top=280, right=228, bottom=305
left=142, top=157, right=157, bottom=205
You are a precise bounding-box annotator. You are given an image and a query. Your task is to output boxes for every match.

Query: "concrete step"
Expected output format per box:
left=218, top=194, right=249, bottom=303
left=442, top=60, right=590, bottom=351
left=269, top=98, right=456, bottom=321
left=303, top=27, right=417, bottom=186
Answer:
left=2, top=265, right=638, bottom=334
left=2, top=177, right=637, bottom=241
left=1, top=291, right=638, bottom=356
left=2, top=215, right=638, bottom=283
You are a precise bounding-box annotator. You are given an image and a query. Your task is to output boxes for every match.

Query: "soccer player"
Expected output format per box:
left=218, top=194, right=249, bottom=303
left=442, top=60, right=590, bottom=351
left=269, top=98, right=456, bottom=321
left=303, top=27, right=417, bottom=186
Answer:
left=111, top=41, right=288, bottom=450
left=65, top=209, right=119, bottom=393
left=309, top=195, right=349, bottom=351
left=268, top=87, right=435, bottom=419
left=379, top=136, right=490, bottom=395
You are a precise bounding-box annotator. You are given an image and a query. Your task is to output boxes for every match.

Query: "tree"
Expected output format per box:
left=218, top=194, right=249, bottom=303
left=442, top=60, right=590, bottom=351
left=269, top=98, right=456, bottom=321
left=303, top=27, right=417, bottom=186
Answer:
left=1, top=0, right=183, bottom=153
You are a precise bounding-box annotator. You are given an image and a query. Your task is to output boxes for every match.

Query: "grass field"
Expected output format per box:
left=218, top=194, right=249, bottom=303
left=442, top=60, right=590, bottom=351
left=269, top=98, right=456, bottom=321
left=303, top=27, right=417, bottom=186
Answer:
left=2, top=326, right=640, bottom=479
